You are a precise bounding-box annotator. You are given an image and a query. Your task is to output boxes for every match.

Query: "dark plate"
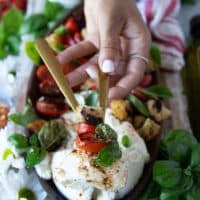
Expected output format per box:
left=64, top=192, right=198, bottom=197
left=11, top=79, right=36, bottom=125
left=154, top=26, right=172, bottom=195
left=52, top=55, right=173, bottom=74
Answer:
left=24, top=4, right=163, bottom=200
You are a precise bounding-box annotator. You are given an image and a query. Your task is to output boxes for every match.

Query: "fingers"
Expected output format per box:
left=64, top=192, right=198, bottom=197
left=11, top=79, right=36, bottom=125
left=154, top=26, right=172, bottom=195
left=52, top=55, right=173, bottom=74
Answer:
left=66, top=55, right=98, bottom=87
left=57, top=40, right=97, bottom=65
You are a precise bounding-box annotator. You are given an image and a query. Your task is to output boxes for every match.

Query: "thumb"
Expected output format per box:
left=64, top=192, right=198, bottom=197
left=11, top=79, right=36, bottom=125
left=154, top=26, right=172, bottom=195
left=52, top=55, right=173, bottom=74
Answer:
left=98, top=28, right=121, bottom=75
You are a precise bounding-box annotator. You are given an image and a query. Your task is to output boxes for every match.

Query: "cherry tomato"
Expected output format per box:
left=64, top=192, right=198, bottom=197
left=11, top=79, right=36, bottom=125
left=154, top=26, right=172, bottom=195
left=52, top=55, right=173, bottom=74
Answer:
left=39, top=78, right=61, bottom=96
left=36, top=65, right=51, bottom=82
left=76, top=134, right=109, bottom=153
left=36, top=96, right=68, bottom=118
left=12, top=0, right=26, bottom=10
left=131, top=87, right=146, bottom=101
left=65, top=17, right=79, bottom=34
left=77, top=123, right=96, bottom=135
left=139, top=74, right=153, bottom=88
left=0, top=0, right=10, bottom=14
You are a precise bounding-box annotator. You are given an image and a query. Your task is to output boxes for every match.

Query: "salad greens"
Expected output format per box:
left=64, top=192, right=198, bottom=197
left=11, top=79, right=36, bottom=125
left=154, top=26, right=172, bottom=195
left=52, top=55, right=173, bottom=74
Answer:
left=150, top=43, right=161, bottom=65
left=85, top=91, right=99, bottom=107
left=138, top=129, right=200, bottom=200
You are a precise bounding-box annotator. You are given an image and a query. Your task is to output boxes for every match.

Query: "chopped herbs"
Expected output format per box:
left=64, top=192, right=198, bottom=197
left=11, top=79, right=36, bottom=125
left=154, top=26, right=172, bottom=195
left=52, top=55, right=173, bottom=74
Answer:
left=121, top=135, right=132, bottom=148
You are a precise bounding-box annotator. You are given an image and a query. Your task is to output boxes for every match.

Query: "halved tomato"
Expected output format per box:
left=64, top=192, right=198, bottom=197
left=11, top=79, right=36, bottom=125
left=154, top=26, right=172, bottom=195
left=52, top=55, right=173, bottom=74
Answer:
left=76, top=134, right=109, bottom=153
left=65, top=17, right=79, bottom=34
left=139, top=74, right=153, bottom=88
left=77, top=123, right=96, bottom=135
left=36, top=96, right=68, bottom=118
left=36, top=65, right=51, bottom=82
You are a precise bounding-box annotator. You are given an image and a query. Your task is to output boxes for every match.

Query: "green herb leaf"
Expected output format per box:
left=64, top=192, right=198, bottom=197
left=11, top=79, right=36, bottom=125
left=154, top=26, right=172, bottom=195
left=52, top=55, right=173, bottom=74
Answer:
left=8, top=134, right=28, bottom=149
left=121, top=135, right=132, bottom=148
left=140, top=84, right=173, bottom=99
left=153, top=160, right=182, bottom=188
left=93, top=142, right=122, bottom=167
left=25, top=146, right=46, bottom=168
left=85, top=91, right=99, bottom=107
left=2, top=148, right=14, bottom=160
left=150, top=43, right=161, bottom=65
left=25, top=41, right=41, bottom=65
left=29, top=133, right=40, bottom=147
left=127, top=94, right=149, bottom=117
left=185, top=184, right=200, bottom=200
left=9, top=99, right=38, bottom=127
left=160, top=189, right=180, bottom=200
left=43, top=1, right=65, bottom=21
left=95, top=123, right=117, bottom=142
left=6, top=35, right=21, bottom=55
left=54, top=25, right=68, bottom=35
left=38, top=120, right=69, bottom=151
left=2, top=8, right=23, bottom=35
left=161, top=129, right=197, bottom=165
left=53, top=43, right=65, bottom=52
left=18, top=188, right=36, bottom=200
left=190, top=144, right=200, bottom=168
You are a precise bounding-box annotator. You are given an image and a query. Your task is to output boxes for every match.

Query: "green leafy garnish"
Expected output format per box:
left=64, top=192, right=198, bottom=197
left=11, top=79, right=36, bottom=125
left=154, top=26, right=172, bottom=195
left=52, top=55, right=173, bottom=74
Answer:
left=121, top=135, right=132, bottom=148
left=140, top=84, right=173, bottom=99
left=127, top=94, right=149, bottom=117
left=25, top=41, right=41, bottom=65
left=25, top=146, right=46, bottom=168
left=54, top=25, right=68, bottom=35
left=53, top=43, right=65, bottom=52
left=8, top=134, right=29, bottom=149
left=18, top=188, right=36, bottom=200
left=85, top=91, right=99, bottom=107
left=150, top=43, right=161, bottom=65
left=9, top=99, right=38, bottom=127
left=93, top=142, right=122, bottom=167
left=38, top=120, right=69, bottom=151
left=95, top=124, right=117, bottom=142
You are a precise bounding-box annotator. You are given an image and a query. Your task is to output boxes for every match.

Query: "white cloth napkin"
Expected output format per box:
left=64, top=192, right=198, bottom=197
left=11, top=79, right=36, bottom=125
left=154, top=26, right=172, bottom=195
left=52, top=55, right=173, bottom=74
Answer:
left=137, top=0, right=185, bottom=71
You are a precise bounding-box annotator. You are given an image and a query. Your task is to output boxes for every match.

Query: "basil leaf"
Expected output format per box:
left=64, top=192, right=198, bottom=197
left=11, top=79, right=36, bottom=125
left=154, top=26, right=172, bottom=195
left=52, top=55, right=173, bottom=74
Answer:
left=18, top=188, right=36, bottom=200
left=140, top=84, right=173, bottom=99
left=127, top=94, right=149, bottom=117
left=54, top=25, right=67, bottom=35
left=185, top=184, right=200, bottom=200
left=85, top=91, right=99, bottom=107
left=160, top=190, right=180, bottom=200
left=150, top=43, right=161, bottom=65
left=190, top=144, right=200, bottom=168
left=93, top=142, right=122, bottom=167
left=161, top=129, right=197, bottom=165
left=121, top=135, right=132, bottom=148
left=38, top=120, right=69, bottom=151
left=29, top=133, right=40, bottom=147
left=153, top=160, right=182, bottom=188
left=9, top=99, right=38, bottom=127
left=53, top=43, right=65, bottom=52
left=95, top=123, right=117, bottom=142
left=2, top=8, right=23, bottom=35
left=25, top=146, right=46, bottom=168
left=8, top=134, right=28, bottom=149
left=25, top=41, right=41, bottom=65
left=44, top=1, right=65, bottom=21
left=6, top=35, right=21, bottom=55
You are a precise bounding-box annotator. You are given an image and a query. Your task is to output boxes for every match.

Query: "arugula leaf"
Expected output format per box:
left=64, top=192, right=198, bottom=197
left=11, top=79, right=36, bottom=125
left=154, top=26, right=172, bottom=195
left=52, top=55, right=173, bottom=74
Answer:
left=127, top=94, right=149, bottom=117
left=140, top=84, right=173, bottom=99
left=153, top=160, right=182, bottom=188
left=95, top=123, right=117, bottom=142
left=2, top=8, right=23, bottom=35
left=9, top=99, right=38, bottom=127
left=38, top=120, right=69, bottom=151
left=121, top=135, right=132, bottom=148
left=8, top=134, right=29, bottom=149
left=93, top=142, right=122, bottom=167
left=150, top=43, right=161, bottom=65
left=85, top=91, right=99, bottom=107
left=25, top=41, right=41, bottom=65
left=25, top=146, right=46, bottom=168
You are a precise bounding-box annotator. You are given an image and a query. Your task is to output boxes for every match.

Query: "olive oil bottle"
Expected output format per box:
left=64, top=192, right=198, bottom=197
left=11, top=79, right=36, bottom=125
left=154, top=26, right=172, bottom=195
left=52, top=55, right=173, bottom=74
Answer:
left=182, top=15, right=200, bottom=140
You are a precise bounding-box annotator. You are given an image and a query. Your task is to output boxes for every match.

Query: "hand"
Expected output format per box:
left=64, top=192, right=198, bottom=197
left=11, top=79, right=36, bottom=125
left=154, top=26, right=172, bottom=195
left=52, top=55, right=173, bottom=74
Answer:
left=57, top=0, right=151, bottom=100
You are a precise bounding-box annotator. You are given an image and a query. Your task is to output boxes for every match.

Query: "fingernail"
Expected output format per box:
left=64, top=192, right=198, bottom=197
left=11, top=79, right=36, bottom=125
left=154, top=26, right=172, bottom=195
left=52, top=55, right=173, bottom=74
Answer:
left=102, top=60, right=115, bottom=73
left=85, top=68, right=98, bottom=79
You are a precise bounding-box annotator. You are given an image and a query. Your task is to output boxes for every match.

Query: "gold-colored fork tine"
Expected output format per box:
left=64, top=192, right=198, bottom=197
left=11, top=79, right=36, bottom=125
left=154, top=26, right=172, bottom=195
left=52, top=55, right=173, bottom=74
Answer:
left=35, top=38, right=78, bottom=112
left=99, top=71, right=109, bottom=119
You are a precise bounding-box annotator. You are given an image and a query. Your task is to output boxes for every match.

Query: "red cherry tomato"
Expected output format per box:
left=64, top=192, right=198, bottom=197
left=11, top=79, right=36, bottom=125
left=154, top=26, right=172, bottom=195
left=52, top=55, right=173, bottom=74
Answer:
left=65, top=17, right=79, bottom=34
left=139, top=74, right=153, bottom=88
left=39, top=78, right=60, bottom=96
left=12, top=0, right=26, bottom=10
left=36, top=65, right=51, bottom=82
left=131, top=87, right=146, bottom=101
left=77, top=123, right=96, bottom=135
left=76, top=134, right=109, bottom=153
left=36, top=96, right=68, bottom=118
